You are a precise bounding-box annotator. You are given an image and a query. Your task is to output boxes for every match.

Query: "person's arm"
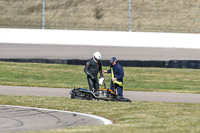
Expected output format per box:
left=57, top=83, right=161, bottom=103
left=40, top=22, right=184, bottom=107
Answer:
left=116, top=66, right=124, bottom=80
left=103, top=66, right=111, bottom=73
left=84, top=61, right=95, bottom=79
left=99, top=62, right=103, bottom=77
left=107, top=69, right=111, bottom=73
left=107, top=65, right=112, bottom=73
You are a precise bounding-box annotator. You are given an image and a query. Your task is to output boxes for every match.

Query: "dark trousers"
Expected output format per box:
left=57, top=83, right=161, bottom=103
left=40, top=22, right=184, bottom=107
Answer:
left=87, top=77, right=99, bottom=92
left=110, top=81, right=123, bottom=97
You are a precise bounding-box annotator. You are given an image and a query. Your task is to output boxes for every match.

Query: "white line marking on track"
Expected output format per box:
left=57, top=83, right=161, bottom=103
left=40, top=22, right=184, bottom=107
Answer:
left=0, top=105, right=112, bottom=125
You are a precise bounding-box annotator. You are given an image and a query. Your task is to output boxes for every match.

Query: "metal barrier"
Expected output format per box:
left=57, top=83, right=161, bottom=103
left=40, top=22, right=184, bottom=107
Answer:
left=0, top=0, right=200, bottom=33
left=1, top=58, right=200, bottom=69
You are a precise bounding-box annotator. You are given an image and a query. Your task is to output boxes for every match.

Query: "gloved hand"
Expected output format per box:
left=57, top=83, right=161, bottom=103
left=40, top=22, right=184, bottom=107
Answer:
left=99, top=76, right=105, bottom=86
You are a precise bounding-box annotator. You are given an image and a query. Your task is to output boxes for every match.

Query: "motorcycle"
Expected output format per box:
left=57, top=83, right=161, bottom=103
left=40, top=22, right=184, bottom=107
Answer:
left=70, top=77, right=131, bottom=102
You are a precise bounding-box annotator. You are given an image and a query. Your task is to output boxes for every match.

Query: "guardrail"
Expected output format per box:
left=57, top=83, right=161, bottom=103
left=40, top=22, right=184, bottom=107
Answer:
left=1, top=58, right=200, bottom=69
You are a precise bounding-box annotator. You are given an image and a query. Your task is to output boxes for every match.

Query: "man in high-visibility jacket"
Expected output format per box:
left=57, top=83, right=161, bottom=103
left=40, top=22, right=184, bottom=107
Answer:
left=103, top=57, right=124, bottom=97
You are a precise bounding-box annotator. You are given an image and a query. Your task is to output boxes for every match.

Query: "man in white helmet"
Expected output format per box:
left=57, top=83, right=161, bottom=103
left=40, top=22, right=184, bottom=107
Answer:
left=84, top=51, right=103, bottom=92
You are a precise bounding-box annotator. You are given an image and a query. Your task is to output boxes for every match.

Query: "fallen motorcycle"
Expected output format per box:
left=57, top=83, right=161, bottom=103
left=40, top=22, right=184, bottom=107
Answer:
left=70, top=78, right=131, bottom=102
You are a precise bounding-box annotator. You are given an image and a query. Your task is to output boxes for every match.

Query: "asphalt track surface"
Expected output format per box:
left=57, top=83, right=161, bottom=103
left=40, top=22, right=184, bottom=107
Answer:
left=0, top=105, right=110, bottom=133
left=1, top=43, right=200, bottom=60
left=1, top=85, right=200, bottom=104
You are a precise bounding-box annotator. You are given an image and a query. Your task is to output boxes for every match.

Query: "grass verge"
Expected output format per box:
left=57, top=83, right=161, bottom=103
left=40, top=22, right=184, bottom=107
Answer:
left=0, top=95, right=200, bottom=133
left=1, top=0, right=200, bottom=33
left=0, top=61, right=200, bottom=93
left=1, top=61, right=200, bottom=132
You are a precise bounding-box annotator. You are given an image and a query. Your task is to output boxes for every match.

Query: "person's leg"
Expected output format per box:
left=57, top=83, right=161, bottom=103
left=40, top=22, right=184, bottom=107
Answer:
left=116, top=85, right=123, bottom=97
left=87, top=77, right=94, bottom=91
left=110, top=81, right=116, bottom=94
left=94, top=79, right=99, bottom=92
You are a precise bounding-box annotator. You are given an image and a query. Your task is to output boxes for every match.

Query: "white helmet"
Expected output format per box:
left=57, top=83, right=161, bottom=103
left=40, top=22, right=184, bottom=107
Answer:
left=93, top=51, right=102, bottom=63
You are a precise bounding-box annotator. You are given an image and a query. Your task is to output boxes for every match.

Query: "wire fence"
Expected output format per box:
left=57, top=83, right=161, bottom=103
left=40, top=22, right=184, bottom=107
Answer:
left=0, top=0, right=200, bottom=33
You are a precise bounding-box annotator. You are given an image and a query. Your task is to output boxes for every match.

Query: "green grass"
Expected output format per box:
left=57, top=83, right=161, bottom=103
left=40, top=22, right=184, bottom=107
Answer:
left=1, top=61, right=200, bottom=132
left=0, top=61, right=200, bottom=93
left=0, top=95, right=200, bottom=133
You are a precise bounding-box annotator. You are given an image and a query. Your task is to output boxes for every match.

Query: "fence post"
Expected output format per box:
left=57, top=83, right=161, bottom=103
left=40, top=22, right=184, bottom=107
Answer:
left=42, top=0, right=45, bottom=29
left=129, top=0, right=132, bottom=32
